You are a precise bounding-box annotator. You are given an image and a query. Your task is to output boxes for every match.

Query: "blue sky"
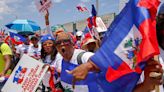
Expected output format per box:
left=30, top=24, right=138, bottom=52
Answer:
left=0, top=0, right=119, bottom=29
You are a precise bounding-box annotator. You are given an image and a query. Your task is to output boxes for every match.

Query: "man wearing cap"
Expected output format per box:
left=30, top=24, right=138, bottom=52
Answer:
left=81, top=37, right=99, bottom=53
left=15, top=35, right=31, bottom=59
left=55, top=32, right=102, bottom=92
left=75, top=31, right=83, bottom=49
left=28, top=36, right=41, bottom=60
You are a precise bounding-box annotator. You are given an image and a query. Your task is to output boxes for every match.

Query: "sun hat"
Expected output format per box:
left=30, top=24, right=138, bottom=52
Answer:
left=82, top=38, right=96, bottom=46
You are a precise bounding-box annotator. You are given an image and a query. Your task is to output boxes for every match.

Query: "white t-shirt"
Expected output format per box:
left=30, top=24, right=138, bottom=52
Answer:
left=68, top=49, right=94, bottom=65
left=61, top=49, right=94, bottom=92
left=42, top=53, right=62, bottom=87
left=28, top=44, right=41, bottom=59
left=16, top=44, right=30, bottom=57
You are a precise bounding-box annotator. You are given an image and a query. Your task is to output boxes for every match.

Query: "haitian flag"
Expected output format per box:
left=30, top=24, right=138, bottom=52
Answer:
left=9, top=32, right=26, bottom=42
left=87, top=4, right=97, bottom=30
left=83, top=26, right=90, bottom=35
left=90, top=0, right=160, bottom=92
left=76, top=5, right=88, bottom=12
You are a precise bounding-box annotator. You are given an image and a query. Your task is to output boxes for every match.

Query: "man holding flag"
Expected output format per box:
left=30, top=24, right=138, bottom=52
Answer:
left=68, top=0, right=163, bottom=92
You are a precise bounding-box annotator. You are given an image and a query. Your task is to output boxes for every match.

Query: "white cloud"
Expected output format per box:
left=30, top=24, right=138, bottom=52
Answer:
left=53, top=0, right=63, bottom=3
left=0, top=0, right=21, bottom=14
left=0, top=1, right=13, bottom=14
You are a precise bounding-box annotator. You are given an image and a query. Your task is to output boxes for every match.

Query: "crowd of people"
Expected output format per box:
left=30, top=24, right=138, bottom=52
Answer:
left=0, top=2, right=164, bottom=92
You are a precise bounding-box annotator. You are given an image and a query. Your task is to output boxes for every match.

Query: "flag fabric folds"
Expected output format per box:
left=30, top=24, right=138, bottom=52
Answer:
left=60, top=60, right=103, bottom=92
left=83, top=26, right=90, bottom=35
left=9, top=32, right=26, bottom=42
left=90, top=0, right=160, bottom=92
left=91, top=4, right=97, bottom=16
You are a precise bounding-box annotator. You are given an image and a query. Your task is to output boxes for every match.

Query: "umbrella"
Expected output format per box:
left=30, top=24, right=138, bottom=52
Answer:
left=5, top=19, right=40, bottom=35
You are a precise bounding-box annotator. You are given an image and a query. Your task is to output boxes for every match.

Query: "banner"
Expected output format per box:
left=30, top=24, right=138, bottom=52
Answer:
left=2, top=55, right=48, bottom=92
left=95, top=17, right=107, bottom=33
left=35, top=0, right=52, bottom=14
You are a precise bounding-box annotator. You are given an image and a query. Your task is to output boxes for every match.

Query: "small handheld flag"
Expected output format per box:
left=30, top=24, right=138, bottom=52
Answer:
left=76, top=5, right=88, bottom=12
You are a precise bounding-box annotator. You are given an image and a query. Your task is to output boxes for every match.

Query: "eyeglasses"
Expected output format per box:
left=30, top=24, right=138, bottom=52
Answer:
left=55, top=39, right=71, bottom=46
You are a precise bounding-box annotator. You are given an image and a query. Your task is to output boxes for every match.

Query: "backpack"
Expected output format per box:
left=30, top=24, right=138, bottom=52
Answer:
left=0, top=42, right=18, bottom=70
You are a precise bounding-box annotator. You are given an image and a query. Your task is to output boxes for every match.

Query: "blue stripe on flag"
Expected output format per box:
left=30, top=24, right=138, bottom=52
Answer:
left=61, top=60, right=103, bottom=92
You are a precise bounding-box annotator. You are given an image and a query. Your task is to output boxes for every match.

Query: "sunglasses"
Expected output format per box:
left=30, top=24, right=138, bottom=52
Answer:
left=55, top=39, right=71, bottom=46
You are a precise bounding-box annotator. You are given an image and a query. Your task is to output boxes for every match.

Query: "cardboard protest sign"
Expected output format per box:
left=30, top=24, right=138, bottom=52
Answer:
left=35, top=0, right=52, bottom=14
left=95, top=17, right=107, bottom=33
left=1, top=54, right=48, bottom=92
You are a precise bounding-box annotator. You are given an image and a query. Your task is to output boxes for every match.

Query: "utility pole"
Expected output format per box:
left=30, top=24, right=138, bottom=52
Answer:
left=96, top=0, right=99, bottom=15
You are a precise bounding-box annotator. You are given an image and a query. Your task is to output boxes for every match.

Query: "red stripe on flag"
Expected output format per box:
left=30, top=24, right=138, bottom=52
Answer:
left=106, top=62, right=133, bottom=82
left=136, top=18, right=159, bottom=64
left=138, top=0, right=160, bottom=21
left=92, top=16, right=97, bottom=27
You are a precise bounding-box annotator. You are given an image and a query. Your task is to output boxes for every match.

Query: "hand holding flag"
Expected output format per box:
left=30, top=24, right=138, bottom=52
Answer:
left=134, top=59, right=163, bottom=92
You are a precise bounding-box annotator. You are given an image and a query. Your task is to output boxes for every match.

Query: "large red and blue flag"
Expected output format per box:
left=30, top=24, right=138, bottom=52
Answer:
left=90, top=0, right=160, bottom=91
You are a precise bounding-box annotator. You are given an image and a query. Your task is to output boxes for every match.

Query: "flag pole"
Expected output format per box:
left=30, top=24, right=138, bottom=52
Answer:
left=154, top=56, right=160, bottom=92
left=96, top=0, right=99, bottom=16
left=149, top=56, right=161, bottom=92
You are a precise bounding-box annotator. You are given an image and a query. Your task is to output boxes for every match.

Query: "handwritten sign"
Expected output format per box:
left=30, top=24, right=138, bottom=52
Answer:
left=1, top=54, right=48, bottom=92
left=95, top=17, right=107, bottom=33
left=35, top=0, right=52, bottom=14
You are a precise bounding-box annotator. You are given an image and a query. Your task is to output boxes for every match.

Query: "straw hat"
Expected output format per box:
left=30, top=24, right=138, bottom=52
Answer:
left=81, top=38, right=99, bottom=50
left=83, top=38, right=96, bottom=46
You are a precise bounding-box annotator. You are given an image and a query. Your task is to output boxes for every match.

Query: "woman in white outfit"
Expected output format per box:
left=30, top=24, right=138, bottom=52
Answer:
left=40, top=34, right=63, bottom=92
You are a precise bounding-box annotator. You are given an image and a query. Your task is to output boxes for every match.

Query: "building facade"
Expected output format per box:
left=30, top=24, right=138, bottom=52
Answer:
left=62, top=13, right=116, bottom=32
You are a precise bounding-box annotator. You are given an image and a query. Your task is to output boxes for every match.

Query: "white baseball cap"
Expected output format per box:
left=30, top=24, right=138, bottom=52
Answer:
left=76, top=31, right=83, bottom=36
